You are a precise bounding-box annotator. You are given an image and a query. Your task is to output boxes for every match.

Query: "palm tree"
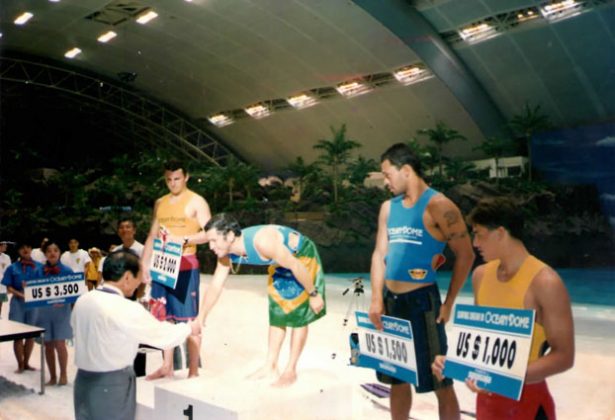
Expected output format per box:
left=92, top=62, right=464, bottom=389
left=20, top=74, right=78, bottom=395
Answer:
left=508, top=103, right=551, bottom=181
left=417, top=121, right=466, bottom=177
left=313, top=124, right=361, bottom=203
left=346, top=155, right=378, bottom=186
left=473, top=137, right=513, bottom=184
left=285, top=156, right=321, bottom=203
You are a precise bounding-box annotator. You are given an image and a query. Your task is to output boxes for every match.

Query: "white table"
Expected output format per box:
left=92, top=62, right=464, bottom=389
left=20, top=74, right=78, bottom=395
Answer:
left=0, top=318, right=46, bottom=394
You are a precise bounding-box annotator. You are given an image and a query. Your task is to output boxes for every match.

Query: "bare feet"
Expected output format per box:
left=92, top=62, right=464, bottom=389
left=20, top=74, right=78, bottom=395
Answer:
left=24, top=365, right=37, bottom=371
left=271, top=371, right=297, bottom=388
left=58, top=376, right=68, bottom=386
left=46, top=378, right=57, bottom=386
left=187, top=370, right=199, bottom=379
left=145, top=367, right=173, bottom=381
left=246, top=365, right=278, bottom=381
left=14, top=367, right=24, bottom=374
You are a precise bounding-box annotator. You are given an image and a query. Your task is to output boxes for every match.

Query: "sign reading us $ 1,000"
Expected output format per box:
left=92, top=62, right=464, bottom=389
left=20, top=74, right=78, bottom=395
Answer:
left=443, top=304, right=535, bottom=401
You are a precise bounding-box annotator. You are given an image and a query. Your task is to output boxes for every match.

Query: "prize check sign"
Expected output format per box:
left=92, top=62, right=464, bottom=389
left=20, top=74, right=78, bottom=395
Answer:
left=355, top=311, right=419, bottom=385
left=150, top=238, right=182, bottom=289
left=444, top=304, right=536, bottom=400
left=24, top=273, right=86, bottom=308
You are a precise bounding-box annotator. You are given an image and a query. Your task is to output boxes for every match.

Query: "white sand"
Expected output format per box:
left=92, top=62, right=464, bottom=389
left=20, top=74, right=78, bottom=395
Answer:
left=0, top=274, right=614, bottom=420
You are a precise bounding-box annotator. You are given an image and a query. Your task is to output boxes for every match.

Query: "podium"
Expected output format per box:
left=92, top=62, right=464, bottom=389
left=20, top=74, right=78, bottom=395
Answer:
left=137, top=368, right=352, bottom=420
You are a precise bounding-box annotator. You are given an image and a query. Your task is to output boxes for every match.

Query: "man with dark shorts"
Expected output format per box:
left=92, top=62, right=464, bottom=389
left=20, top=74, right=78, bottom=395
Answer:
left=369, top=143, right=475, bottom=420
left=141, top=159, right=211, bottom=379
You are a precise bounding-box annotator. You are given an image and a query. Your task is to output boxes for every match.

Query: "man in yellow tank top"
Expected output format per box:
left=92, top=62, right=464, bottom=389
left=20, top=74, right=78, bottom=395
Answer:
left=433, top=197, right=574, bottom=419
left=141, top=159, right=211, bottom=379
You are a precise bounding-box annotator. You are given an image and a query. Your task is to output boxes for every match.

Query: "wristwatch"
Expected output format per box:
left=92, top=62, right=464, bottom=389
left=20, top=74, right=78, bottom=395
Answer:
left=308, top=289, right=318, bottom=297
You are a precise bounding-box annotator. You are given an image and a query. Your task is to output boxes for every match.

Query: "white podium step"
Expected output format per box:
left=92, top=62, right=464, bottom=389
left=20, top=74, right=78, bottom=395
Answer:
left=138, top=367, right=352, bottom=420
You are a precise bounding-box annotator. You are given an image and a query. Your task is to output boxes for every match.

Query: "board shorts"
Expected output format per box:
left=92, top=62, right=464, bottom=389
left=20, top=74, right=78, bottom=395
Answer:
left=267, top=238, right=326, bottom=328
left=35, top=305, right=73, bottom=341
left=376, top=283, right=452, bottom=393
left=477, top=380, right=555, bottom=419
left=8, top=297, right=39, bottom=325
left=151, top=255, right=200, bottom=322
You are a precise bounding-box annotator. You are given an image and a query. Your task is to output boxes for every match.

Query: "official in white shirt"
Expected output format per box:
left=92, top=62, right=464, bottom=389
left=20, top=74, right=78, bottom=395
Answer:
left=71, top=250, right=201, bottom=420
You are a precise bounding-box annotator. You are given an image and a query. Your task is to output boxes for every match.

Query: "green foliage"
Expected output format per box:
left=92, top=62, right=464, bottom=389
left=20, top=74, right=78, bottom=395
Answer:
left=417, top=121, right=466, bottom=176
left=508, top=103, right=551, bottom=181
left=346, top=155, right=378, bottom=186
left=473, top=137, right=515, bottom=184
left=313, top=124, right=362, bottom=204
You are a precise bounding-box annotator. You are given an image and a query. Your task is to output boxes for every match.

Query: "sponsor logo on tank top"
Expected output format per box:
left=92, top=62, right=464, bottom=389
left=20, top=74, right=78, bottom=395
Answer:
left=408, top=268, right=427, bottom=280
left=388, top=225, right=423, bottom=245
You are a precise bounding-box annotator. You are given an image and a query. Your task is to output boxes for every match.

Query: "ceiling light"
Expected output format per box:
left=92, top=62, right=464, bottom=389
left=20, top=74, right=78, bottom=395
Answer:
left=136, top=10, right=158, bottom=24
left=540, top=0, right=581, bottom=21
left=393, top=66, right=430, bottom=85
left=459, top=22, right=498, bottom=43
left=287, top=93, right=317, bottom=109
left=208, top=113, right=233, bottom=127
left=49, top=0, right=61, bottom=2
left=97, top=31, right=117, bottom=43
left=64, top=47, right=82, bottom=59
left=245, top=103, right=271, bottom=119
left=336, top=80, right=371, bottom=97
left=14, top=12, right=34, bottom=25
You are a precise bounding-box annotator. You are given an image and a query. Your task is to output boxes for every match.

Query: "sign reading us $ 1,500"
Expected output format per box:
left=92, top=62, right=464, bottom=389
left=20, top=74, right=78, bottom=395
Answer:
left=354, top=311, right=419, bottom=385
left=24, top=273, right=86, bottom=308
left=443, top=304, right=536, bottom=401
left=150, top=238, right=182, bottom=289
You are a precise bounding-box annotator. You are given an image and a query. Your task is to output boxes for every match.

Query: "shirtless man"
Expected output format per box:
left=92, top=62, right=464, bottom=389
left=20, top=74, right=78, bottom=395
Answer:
left=142, top=160, right=211, bottom=379
left=369, top=143, right=475, bottom=420
left=432, top=197, right=574, bottom=419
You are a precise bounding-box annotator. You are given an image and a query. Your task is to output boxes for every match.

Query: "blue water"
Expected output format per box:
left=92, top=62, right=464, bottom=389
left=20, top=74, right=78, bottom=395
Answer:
left=327, top=268, right=615, bottom=307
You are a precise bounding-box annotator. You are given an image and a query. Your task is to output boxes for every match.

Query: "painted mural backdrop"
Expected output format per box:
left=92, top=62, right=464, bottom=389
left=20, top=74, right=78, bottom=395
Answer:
left=533, top=122, right=615, bottom=229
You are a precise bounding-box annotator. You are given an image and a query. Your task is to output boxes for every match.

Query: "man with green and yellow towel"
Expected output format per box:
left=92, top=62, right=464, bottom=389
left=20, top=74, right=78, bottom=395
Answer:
left=196, top=213, right=326, bottom=387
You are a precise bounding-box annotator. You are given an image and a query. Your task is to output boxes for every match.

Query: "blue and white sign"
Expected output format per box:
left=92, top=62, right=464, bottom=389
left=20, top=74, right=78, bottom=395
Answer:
left=150, top=238, right=182, bottom=289
left=24, top=273, right=86, bottom=308
left=443, top=304, right=536, bottom=401
left=354, top=311, right=418, bottom=385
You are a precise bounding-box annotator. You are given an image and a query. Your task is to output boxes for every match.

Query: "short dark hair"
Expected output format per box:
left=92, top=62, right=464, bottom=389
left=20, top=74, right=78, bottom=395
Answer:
left=381, top=143, right=423, bottom=178
left=467, top=197, right=524, bottom=241
left=204, top=213, right=242, bottom=237
left=42, top=239, right=61, bottom=254
left=117, top=217, right=136, bottom=230
left=164, top=159, right=188, bottom=176
left=102, top=250, right=140, bottom=282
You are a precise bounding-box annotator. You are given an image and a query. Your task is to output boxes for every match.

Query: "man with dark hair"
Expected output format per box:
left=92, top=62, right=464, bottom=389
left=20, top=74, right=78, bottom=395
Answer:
left=71, top=250, right=201, bottom=420
left=142, top=159, right=211, bottom=379
left=369, top=143, right=475, bottom=420
left=196, top=213, right=326, bottom=387
left=114, top=218, right=145, bottom=257
left=432, top=197, right=574, bottom=419
left=1, top=240, right=43, bottom=372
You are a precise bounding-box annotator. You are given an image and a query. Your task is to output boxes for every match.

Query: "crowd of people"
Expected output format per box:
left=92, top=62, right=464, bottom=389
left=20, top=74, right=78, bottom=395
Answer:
left=0, top=147, right=575, bottom=420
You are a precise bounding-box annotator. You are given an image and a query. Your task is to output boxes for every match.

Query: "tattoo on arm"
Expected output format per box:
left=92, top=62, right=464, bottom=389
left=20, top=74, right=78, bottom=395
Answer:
left=443, top=210, right=460, bottom=227
left=447, top=231, right=468, bottom=241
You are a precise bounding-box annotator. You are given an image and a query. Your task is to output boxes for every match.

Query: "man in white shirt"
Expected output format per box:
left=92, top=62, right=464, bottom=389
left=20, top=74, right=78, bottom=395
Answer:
left=113, top=218, right=145, bottom=257
left=0, top=241, right=12, bottom=318
left=71, top=250, right=201, bottom=420
left=30, top=237, right=48, bottom=264
left=60, top=238, right=91, bottom=274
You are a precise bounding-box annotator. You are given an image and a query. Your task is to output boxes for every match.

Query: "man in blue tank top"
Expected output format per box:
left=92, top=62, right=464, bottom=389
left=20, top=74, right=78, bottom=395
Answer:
left=369, top=143, right=475, bottom=420
left=196, top=213, right=326, bottom=387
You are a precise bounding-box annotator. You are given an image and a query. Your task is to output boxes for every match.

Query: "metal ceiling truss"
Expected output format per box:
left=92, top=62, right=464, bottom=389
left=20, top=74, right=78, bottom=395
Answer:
left=0, top=55, right=239, bottom=167
left=440, top=0, right=615, bottom=45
